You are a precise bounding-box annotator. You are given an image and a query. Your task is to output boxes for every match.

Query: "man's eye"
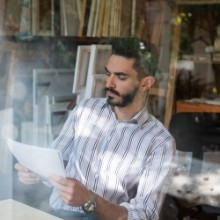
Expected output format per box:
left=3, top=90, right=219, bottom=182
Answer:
left=118, top=75, right=127, bottom=80
left=105, top=72, right=110, bottom=77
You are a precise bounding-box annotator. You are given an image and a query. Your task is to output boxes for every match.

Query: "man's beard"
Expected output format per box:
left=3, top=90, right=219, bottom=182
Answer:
left=105, top=87, right=138, bottom=107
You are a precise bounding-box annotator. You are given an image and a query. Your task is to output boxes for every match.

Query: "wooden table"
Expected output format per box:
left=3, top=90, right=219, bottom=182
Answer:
left=0, top=199, right=62, bottom=220
left=176, top=100, right=220, bottom=113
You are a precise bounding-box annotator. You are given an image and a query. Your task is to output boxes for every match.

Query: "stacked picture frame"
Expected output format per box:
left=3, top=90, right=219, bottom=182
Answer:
left=73, top=44, right=112, bottom=103
left=32, top=68, right=75, bottom=147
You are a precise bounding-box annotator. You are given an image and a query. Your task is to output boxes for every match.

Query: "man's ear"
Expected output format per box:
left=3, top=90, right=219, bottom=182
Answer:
left=140, top=76, right=155, bottom=91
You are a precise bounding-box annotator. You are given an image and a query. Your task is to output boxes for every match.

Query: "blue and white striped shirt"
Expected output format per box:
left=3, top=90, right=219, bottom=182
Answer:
left=49, top=98, right=175, bottom=220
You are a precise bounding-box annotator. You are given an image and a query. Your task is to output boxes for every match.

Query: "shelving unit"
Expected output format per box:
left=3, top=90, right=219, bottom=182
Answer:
left=176, top=100, right=220, bottom=113
left=0, top=0, right=176, bottom=137
left=170, top=1, right=220, bottom=115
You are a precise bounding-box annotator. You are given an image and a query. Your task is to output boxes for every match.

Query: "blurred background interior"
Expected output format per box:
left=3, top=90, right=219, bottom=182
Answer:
left=0, top=0, right=220, bottom=219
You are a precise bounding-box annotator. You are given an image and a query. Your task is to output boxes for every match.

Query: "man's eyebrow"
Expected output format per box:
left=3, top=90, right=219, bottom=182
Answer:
left=105, top=66, right=110, bottom=72
left=105, top=67, right=128, bottom=76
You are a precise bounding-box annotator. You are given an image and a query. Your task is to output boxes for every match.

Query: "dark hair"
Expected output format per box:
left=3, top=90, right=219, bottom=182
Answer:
left=111, top=38, right=158, bottom=77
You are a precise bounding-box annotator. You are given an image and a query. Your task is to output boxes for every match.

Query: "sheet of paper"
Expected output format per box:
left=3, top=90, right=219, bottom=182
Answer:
left=7, top=139, right=66, bottom=178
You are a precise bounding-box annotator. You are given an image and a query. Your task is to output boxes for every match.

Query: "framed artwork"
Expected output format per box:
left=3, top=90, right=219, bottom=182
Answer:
left=33, top=95, right=51, bottom=147
left=0, top=0, right=6, bottom=34
left=89, top=74, right=106, bottom=97
left=2, top=0, right=21, bottom=36
left=32, top=68, right=74, bottom=146
left=88, top=44, right=112, bottom=75
left=33, top=68, right=74, bottom=106
left=48, top=100, right=71, bottom=140
left=85, top=44, right=111, bottom=98
left=72, top=45, right=91, bottom=94
left=19, top=0, right=31, bottom=37
left=32, top=0, right=55, bottom=36
left=60, top=0, right=80, bottom=36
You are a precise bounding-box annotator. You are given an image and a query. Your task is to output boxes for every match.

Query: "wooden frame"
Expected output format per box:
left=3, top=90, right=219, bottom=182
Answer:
left=175, top=0, right=219, bottom=5
left=72, top=45, right=91, bottom=94
left=89, top=44, right=112, bottom=75
left=19, top=0, right=32, bottom=37
left=48, top=98, right=70, bottom=140
left=33, top=68, right=74, bottom=106
left=86, top=0, right=97, bottom=36
left=93, top=75, right=106, bottom=97
left=32, top=68, right=74, bottom=146
left=0, top=0, right=6, bottom=34
left=2, top=0, right=21, bottom=36
left=85, top=74, right=106, bottom=98
left=32, top=0, right=55, bottom=36
left=60, top=0, right=80, bottom=36
left=85, top=44, right=111, bottom=98
left=176, top=100, right=220, bottom=113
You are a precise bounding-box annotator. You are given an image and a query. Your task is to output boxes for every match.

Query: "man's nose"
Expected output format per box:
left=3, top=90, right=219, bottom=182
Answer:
left=106, top=75, right=116, bottom=88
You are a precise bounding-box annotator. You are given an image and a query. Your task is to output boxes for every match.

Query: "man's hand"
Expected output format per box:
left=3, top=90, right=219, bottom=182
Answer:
left=48, top=174, right=91, bottom=207
left=14, top=163, right=41, bottom=184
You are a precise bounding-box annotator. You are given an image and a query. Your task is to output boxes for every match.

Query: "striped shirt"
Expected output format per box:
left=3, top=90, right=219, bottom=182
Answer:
left=49, top=98, right=175, bottom=220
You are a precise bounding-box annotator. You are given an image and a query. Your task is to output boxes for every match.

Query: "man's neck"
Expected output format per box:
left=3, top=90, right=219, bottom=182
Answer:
left=113, top=101, right=145, bottom=121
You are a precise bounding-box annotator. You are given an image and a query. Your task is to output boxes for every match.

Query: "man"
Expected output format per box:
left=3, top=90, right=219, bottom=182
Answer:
left=15, top=38, right=175, bottom=220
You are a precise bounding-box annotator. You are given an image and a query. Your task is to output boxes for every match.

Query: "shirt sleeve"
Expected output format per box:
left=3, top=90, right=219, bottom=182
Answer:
left=120, top=138, right=176, bottom=220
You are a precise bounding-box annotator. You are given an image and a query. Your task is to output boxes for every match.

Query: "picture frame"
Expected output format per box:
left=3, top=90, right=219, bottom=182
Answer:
left=32, top=0, right=55, bottom=36
left=89, top=74, right=106, bottom=97
left=72, top=45, right=91, bottom=94
left=3, top=0, right=21, bottom=36
left=88, top=44, right=112, bottom=75
left=0, top=0, right=6, bottom=34
left=33, top=68, right=74, bottom=106
left=19, top=0, right=32, bottom=37
left=60, top=0, right=80, bottom=36
left=32, top=68, right=74, bottom=146
left=85, top=44, right=112, bottom=98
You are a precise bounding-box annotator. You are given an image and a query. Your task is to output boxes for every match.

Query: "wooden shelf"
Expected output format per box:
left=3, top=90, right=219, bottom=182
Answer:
left=176, top=100, right=220, bottom=113
left=175, top=0, right=220, bottom=5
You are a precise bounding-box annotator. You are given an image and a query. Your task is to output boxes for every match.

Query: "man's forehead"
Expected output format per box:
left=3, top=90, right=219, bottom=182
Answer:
left=106, top=56, right=138, bottom=77
left=107, top=55, right=136, bottom=69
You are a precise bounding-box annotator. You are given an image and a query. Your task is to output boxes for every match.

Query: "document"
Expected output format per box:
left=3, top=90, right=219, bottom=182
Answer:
left=7, top=139, right=66, bottom=178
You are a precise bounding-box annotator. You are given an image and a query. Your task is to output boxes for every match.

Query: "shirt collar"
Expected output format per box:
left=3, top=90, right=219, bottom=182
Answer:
left=132, top=106, right=149, bottom=126
left=104, top=101, right=149, bottom=127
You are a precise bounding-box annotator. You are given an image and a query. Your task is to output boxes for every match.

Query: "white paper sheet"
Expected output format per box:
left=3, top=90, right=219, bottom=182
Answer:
left=7, top=139, right=66, bottom=178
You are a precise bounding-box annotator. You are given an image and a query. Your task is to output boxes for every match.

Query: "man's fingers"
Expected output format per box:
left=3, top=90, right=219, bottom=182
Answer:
left=48, top=174, right=68, bottom=185
left=14, top=163, right=29, bottom=172
left=17, top=170, right=37, bottom=178
left=18, top=176, right=40, bottom=184
left=48, top=175, right=68, bottom=189
left=48, top=174, right=76, bottom=195
left=15, top=163, right=41, bottom=184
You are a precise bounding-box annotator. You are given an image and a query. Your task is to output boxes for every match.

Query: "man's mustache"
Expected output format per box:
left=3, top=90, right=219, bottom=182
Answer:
left=105, top=88, right=120, bottom=96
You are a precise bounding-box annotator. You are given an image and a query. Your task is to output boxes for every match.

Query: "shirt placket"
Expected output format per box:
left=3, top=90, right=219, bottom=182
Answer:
left=94, top=120, right=118, bottom=179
